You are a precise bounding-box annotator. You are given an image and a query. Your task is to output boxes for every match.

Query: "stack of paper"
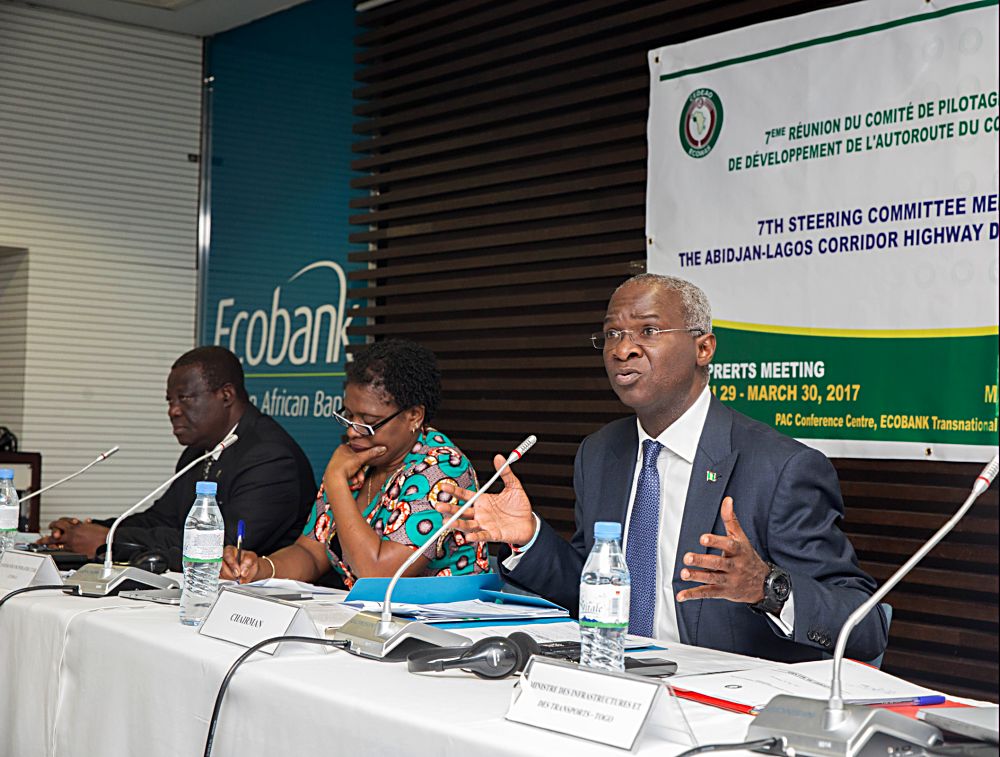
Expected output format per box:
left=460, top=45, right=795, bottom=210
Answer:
left=344, top=597, right=569, bottom=622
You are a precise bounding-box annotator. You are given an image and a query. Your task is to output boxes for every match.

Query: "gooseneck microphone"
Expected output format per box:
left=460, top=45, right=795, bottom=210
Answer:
left=827, top=453, right=999, bottom=715
left=18, top=446, right=119, bottom=504
left=335, top=435, right=537, bottom=660
left=380, top=434, right=537, bottom=628
left=64, top=434, right=238, bottom=597
left=748, top=454, right=1000, bottom=757
left=102, top=433, right=238, bottom=572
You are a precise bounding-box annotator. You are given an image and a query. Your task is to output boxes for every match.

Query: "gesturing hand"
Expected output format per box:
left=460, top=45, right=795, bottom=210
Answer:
left=436, top=454, right=537, bottom=545
left=676, top=496, right=769, bottom=604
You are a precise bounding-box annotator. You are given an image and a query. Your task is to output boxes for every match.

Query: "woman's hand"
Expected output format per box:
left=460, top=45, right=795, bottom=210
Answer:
left=221, top=545, right=263, bottom=583
left=323, top=443, right=386, bottom=484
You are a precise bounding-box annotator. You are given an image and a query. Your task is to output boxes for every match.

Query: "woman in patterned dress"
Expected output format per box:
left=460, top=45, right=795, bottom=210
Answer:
left=221, top=340, right=489, bottom=586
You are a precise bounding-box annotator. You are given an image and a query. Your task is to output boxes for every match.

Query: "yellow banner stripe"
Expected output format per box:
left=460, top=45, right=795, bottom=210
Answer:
left=713, top=320, right=999, bottom=339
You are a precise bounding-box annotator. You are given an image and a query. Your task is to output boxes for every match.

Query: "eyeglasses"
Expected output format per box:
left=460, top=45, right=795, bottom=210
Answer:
left=590, top=327, right=705, bottom=350
left=333, top=407, right=405, bottom=437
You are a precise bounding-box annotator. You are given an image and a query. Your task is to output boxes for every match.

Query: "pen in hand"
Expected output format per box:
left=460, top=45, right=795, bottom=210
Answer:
left=236, top=519, right=245, bottom=575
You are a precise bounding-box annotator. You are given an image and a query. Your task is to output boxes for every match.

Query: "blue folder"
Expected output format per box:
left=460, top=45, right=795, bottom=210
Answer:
left=344, top=573, right=567, bottom=612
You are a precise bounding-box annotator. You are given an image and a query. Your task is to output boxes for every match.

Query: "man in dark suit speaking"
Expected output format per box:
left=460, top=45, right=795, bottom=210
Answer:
left=440, top=274, right=887, bottom=663
left=40, top=346, right=316, bottom=571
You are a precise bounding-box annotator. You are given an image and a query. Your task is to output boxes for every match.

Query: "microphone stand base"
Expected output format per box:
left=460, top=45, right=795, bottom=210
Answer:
left=63, top=563, right=180, bottom=597
left=333, top=611, right=472, bottom=661
left=747, top=695, right=943, bottom=757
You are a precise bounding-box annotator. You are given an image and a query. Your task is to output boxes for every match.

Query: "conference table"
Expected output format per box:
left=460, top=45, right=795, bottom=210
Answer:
left=0, top=580, right=771, bottom=757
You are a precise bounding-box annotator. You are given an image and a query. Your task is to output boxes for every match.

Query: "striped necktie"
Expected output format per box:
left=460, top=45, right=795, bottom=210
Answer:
left=626, top=439, right=662, bottom=637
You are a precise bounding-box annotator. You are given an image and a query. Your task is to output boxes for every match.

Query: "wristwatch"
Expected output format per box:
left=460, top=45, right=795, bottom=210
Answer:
left=750, top=563, right=791, bottom=615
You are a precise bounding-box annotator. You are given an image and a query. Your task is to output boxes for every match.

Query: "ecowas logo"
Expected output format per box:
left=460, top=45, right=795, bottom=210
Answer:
left=212, top=260, right=352, bottom=367
left=679, top=88, right=723, bottom=158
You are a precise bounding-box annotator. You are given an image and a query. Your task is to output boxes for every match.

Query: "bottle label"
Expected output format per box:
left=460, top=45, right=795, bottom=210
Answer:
left=579, top=583, right=630, bottom=628
left=183, top=528, right=224, bottom=562
left=0, top=505, right=18, bottom=531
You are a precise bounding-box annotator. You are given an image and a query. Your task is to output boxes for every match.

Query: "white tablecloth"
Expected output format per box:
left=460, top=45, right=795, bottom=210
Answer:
left=0, top=587, right=758, bottom=756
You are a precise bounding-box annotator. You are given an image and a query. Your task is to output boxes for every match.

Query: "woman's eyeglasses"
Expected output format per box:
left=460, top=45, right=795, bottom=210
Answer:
left=332, top=407, right=405, bottom=437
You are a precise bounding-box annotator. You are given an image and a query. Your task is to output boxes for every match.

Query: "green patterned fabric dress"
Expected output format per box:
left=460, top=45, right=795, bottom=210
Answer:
left=302, top=428, right=488, bottom=587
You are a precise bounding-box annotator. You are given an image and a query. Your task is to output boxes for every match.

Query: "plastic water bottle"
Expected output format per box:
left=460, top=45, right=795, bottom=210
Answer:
left=579, top=521, right=630, bottom=672
left=0, top=469, right=19, bottom=557
left=180, top=481, right=225, bottom=626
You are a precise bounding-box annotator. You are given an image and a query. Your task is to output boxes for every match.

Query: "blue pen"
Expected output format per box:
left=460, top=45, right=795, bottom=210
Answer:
left=849, top=695, right=946, bottom=707
left=236, top=519, right=245, bottom=568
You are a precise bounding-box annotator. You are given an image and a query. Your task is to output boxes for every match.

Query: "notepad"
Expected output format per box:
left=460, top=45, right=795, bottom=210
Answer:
left=673, top=659, right=946, bottom=715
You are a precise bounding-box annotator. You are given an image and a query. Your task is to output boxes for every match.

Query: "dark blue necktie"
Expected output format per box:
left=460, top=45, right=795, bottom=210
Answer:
left=626, top=439, right=662, bottom=637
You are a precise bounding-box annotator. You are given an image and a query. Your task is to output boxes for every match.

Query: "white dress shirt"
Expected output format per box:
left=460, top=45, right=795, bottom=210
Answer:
left=622, top=384, right=712, bottom=642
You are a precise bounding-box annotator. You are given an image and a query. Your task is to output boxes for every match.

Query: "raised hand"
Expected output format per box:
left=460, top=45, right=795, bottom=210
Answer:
left=436, top=454, right=537, bottom=545
left=676, top=496, right=769, bottom=604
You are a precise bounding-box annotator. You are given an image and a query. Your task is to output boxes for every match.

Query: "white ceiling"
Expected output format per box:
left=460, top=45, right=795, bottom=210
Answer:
left=10, top=0, right=314, bottom=36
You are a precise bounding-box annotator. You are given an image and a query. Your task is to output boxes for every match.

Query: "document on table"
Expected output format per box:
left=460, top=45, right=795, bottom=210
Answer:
left=235, top=578, right=348, bottom=597
left=343, top=598, right=569, bottom=622
left=673, top=659, right=944, bottom=713
left=306, top=601, right=360, bottom=633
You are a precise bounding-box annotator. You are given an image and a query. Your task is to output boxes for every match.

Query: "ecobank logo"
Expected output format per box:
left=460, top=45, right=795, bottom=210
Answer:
left=212, top=260, right=352, bottom=368
left=680, top=88, right=723, bottom=158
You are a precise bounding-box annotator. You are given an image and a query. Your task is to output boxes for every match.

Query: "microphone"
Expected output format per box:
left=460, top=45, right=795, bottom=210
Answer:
left=18, top=446, right=119, bottom=504
left=64, top=434, right=239, bottom=597
left=747, top=454, right=999, bottom=757
left=334, top=435, right=537, bottom=660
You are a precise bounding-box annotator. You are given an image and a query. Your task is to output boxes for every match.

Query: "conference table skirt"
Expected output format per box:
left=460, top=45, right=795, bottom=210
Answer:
left=0, top=590, right=756, bottom=756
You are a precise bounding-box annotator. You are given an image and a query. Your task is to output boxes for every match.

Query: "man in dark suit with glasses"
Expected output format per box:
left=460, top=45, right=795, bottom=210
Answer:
left=439, top=274, right=886, bottom=664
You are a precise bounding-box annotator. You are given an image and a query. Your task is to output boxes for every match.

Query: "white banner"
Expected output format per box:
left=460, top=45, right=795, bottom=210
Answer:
left=647, top=0, right=999, bottom=460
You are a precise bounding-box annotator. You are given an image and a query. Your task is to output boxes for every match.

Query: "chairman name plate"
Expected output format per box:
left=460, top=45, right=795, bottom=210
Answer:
left=198, top=586, right=318, bottom=655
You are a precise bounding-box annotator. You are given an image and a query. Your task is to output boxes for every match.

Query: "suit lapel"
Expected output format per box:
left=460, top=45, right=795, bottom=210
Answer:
left=674, top=396, right=738, bottom=645
left=600, top=420, right=639, bottom=529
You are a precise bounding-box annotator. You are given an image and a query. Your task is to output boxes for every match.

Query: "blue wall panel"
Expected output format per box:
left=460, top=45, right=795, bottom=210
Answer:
left=201, top=0, right=359, bottom=479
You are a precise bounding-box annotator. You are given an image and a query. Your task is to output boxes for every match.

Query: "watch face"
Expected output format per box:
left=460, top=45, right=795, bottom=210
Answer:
left=770, top=571, right=791, bottom=601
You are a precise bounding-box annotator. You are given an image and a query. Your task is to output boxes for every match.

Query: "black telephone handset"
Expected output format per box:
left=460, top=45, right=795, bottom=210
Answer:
left=623, top=657, right=678, bottom=677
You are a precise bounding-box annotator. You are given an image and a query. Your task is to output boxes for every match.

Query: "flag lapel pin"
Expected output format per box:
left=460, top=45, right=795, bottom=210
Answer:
left=705, top=470, right=718, bottom=482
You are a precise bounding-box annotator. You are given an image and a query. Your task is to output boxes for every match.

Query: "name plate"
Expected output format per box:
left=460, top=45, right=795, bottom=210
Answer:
left=198, top=586, right=318, bottom=655
left=0, top=550, right=63, bottom=596
left=506, top=656, right=663, bottom=750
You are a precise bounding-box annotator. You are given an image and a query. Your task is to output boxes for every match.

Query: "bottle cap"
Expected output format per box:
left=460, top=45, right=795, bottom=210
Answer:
left=0, top=468, right=13, bottom=480
left=195, top=481, right=218, bottom=496
left=594, top=521, right=621, bottom=540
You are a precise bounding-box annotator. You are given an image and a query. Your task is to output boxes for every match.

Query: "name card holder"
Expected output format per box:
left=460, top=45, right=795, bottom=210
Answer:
left=199, top=586, right=319, bottom=655
left=506, top=656, right=663, bottom=750
left=0, top=550, right=63, bottom=596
